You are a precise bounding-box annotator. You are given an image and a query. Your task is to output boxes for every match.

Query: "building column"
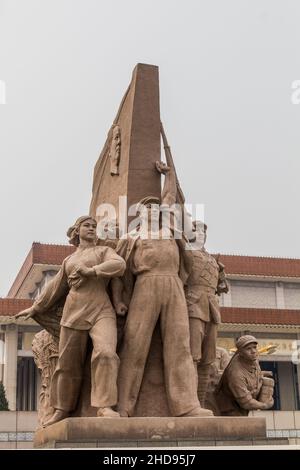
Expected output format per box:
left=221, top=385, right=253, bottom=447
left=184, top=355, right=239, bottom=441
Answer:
left=296, top=333, right=300, bottom=409
left=0, top=333, right=4, bottom=383
left=275, top=282, right=285, bottom=309
left=3, top=325, right=18, bottom=411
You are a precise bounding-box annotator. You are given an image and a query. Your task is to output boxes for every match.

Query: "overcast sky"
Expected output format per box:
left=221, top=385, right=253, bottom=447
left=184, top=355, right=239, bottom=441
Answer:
left=0, top=0, right=300, bottom=296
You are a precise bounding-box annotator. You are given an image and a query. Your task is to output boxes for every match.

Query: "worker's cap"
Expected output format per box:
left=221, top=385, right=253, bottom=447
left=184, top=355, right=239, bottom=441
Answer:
left=236, top=335, right=258, bottom=350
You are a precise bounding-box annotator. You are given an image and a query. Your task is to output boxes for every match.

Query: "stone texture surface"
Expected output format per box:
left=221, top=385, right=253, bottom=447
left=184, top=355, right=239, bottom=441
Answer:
left=90, top=63, right=161, bottom=222
left=274, top=410, right=295, bottom=429
left=34, top=416, right=266, bottom=448
left=134, top=325, right=170, bottom=417
left=34, top=438, right=290, bottom=448
left=251, top=410, right=275, bottom=429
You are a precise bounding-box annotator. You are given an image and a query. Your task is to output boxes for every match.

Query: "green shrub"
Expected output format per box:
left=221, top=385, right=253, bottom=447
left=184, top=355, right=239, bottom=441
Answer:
left=0, top=381, right=9, bottom=410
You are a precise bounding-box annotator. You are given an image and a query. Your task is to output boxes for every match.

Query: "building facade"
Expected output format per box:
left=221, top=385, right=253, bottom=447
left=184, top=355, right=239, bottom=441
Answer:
left=218, top=255, right=300, bottom=412
left=1, top=243, right=300, bottom=446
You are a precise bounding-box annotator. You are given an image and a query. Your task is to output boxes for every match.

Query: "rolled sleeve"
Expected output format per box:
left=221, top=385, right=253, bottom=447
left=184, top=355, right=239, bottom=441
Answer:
left=93, top=247, right=126, bottom=278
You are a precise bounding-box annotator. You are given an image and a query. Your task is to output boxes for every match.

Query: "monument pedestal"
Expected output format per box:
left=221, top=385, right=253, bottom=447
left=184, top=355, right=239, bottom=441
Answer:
left=34, top=416, right=270, bottom=448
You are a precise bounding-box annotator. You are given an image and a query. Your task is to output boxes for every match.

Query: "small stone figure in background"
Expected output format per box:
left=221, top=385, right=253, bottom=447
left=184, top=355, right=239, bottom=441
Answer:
left=208, top=346, right=231, bottom=392
left=215, top=335, right=274, bottom=416
left=205, top=347, right=231, bottom=415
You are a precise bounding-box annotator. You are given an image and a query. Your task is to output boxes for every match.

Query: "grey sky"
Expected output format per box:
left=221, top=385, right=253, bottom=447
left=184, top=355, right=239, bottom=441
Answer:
left=0, top=0, right=300, bottom=297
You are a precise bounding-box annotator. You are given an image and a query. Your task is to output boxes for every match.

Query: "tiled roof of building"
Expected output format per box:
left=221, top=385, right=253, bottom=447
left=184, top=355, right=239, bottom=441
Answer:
left=0, top=298, right=33, bottom=316
left=31, top=242, right=75, bottom=264
left=221, top=307, right=300, bottom=325
left=7, top=243, right=75, bottom=298
left=219, top=254, right=300, bottom=278
left=7, top=243, right=300, bottom=298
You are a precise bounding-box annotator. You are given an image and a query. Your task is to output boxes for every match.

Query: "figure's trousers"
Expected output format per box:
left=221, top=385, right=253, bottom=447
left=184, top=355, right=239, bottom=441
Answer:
left=189, top=317, right=218, bottom=406
left=117, top=274, right=200, bottom=417
left=189, top=317, right=217, bottom=366
left=50, top=317, right=119, bottom=411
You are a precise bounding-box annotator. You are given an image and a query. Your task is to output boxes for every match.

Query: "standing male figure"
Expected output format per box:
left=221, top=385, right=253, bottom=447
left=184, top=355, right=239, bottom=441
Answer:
left=185, top=221, right=229, bottom=407
left=113, top=145, right=213, bottom=417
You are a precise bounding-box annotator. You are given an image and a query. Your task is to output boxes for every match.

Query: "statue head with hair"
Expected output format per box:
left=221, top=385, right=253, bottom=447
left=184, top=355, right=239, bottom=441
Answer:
left=67, top=215, right=97, bottom=247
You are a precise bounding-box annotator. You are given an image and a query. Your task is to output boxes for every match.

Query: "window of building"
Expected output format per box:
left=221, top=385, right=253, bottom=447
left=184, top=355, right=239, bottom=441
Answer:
left=16, top=328, right=41, bottom=411
left=30, top=270, right=58, bottom=299
left=260, top=361, right=280, bottom=410
left=18, top=331, right=37, bottom=352
left=260, top=360, right=300, bottom=411
left=16, top=356, right=38, bottom=411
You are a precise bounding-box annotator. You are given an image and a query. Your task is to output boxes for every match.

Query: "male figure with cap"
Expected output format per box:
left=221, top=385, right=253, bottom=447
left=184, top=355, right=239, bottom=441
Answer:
left=16, top=215, right=126, bottom=425
left=215, top=335, right=274, bottom=416
left=184, top=221, right=229, bottom=407
left=113, top=152, right=212, bottom=418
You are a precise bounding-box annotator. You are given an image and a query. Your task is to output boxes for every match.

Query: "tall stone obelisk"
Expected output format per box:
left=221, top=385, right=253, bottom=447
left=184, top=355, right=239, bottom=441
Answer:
left=90, top=63, right=161, bottom=223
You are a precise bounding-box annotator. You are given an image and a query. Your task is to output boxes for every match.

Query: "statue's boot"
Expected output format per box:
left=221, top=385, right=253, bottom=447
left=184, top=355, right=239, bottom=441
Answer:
left=197, top=364, right=211, bottom=408
left=43, top=409, right=68, bottom=427
left=181, top=406, right=213, bottom=417
left=97, top=407, right=120, bottom=418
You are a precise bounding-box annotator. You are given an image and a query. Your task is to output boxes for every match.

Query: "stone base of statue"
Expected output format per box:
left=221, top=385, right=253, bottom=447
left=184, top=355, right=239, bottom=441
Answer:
left=33, top=416, right=277, bottom=448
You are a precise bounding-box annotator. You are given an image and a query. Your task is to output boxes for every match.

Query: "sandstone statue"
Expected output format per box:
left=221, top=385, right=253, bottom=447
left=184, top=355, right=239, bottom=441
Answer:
left=13, top=65, right=273, bottom=450
left=185, top=222, right=229, bottom=407
left=112, top=142, right=213, bottom=418
left=16, top=216, right=126, bottom=425
left=215, top=335, right=275, bottom=416
left=208, top=346, right=231, bottom=393
left=160, top=122, right=229, bottom=409
left=205, top=346, right=231, bottom=414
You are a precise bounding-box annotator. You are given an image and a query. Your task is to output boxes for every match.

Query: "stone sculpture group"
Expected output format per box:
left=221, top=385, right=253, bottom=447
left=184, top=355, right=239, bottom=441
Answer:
left=15, top=64, right=274, bottom=429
